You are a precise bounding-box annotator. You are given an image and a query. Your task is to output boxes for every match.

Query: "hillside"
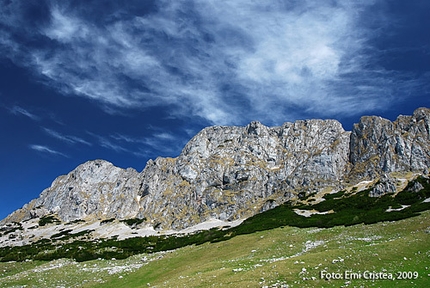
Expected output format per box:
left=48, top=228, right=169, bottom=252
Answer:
left=1, top=108, right=429, bottom=242
left=1, top=209, right=429, bottom=287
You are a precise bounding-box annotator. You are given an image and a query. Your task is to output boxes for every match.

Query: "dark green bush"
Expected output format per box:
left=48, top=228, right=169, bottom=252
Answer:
left=120, top=218, right=146, bottom=227
left=100, top=218, right=115, bottom=225
left=39, top=215, right=61, bottom=226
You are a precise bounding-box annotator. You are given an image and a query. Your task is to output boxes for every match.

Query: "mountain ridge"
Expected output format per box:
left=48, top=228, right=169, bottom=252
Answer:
left=2, top=108, right=429, bottom=234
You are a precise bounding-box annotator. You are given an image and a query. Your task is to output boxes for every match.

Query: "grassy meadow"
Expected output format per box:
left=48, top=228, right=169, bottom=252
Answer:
left=1, top=209, right=429, bottom=287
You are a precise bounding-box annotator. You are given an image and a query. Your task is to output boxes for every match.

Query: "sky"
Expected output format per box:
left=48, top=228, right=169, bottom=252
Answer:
left=0, top=0, right=429, bottom=220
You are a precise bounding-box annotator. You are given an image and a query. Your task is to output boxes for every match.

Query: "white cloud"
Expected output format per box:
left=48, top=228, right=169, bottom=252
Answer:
left=153, top=132, right=176, bottom=141
left=29, top=144, right=68, bottom=157
left=99, top=138, right=129, bottom=153
left=1, top=0, right=428, bottom=126
left=196, top=1, right=375, bottom=119
left=109, top=131, right=187, bottom=157
left=43, top=128, right=91, bottom=146
left=86, top=132, right=129, bottom=153
left=110, top=134, right=145, bottom=144
left=87, top=131, right=179, bottom=157
left=44, top=7, right=89, bottom=42
left=9, top=105, right=40, bottom=121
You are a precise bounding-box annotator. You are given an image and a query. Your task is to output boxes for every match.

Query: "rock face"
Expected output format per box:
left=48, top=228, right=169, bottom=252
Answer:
left=137, top=119, right=350, bottom=229
left=2, top=108, right=429, bottom=230
left=6, top=160, right=142, bottom=223
left=349, top=107, right=430, bottom=179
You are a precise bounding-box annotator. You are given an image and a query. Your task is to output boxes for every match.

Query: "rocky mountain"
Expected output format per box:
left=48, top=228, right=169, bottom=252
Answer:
left=2, top=108, right=429, bottom=233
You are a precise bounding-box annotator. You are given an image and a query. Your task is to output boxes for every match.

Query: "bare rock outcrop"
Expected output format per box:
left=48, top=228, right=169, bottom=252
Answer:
left=349, top=107, right=430, bottom=179
left=137, top=119, right=350, bottom=229
left=3, top=160, right=143, bottom=224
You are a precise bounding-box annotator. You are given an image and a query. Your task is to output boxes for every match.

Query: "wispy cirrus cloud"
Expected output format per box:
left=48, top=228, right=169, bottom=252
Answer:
left=43, top=128, right=92, bottom=146
left=99, top=138, right=129, bottom=153
left=1, top=0, right=428, bottom=126
left=29, top=144, right=68, bottom=157
left=109, top=131, right=186, bottom=157
left=8, top=105, right=40, bottom=121
left=87, top=131, right=132, bottom=154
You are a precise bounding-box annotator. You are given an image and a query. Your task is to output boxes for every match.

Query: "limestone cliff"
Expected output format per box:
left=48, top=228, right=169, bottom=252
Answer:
left=5, top=160, right=142, bottom=223
left=2, top=108, right=429, bottom=230
left=349, top=107, right=430, bottom=179
left=137, top=119, right=350, bottom=229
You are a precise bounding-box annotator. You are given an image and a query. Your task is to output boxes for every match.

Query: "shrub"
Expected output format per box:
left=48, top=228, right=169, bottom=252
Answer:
left=38, top=215, right=60, bottom=226
left=100, top=218, right=115, bottom=225
left=120, top=218, right=146, bottom=227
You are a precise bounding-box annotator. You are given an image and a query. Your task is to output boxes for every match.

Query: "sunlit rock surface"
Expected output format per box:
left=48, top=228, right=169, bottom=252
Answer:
left=2, top=108, right=429, bottom=232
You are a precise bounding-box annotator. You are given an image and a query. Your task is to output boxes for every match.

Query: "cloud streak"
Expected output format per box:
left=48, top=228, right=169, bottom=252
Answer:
left=9, top=105, right=40, bottom=121
left=87, top=131, right=133, bottom=154
left=43, top=128, right=92, bottom=146
left=1, top=0, right=428, bottom=126
left=106, top=131, right=188, bottom=157
left=29, top=144, right=68, bottom=157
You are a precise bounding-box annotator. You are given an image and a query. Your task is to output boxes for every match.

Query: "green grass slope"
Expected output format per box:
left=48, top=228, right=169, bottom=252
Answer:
left=1, top=210, right=429, bottom=287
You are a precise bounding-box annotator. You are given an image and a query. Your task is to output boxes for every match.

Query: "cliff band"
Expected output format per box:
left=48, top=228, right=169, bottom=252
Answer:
left=2, top=108, right=429, bottom=231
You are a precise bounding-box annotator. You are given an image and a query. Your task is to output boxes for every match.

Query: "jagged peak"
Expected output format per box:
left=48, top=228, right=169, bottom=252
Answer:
left=245, top=121, right=270, bottom=136
left=357, top=107, right=429, bottom=126
left=74, top=159, right=116, bottom=171
left=281, top=118, right=345, bottom=132
left=412, top=107, right=430, bottom=120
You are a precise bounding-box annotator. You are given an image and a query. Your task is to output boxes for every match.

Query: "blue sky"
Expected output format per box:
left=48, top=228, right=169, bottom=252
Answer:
left=1, top=0, right=429, bottom=220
